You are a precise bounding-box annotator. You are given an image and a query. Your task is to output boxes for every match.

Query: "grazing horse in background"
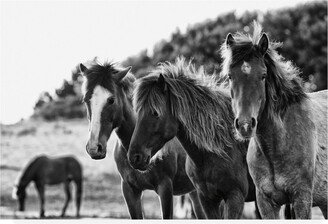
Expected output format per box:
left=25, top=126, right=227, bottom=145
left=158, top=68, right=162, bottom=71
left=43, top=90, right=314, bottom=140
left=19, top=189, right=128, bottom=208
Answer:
left=221, top=22, right=327, bottom=219
left=79, top=60, right=205, bottom=219
left=127, top=58, right=260, bottom=219
left=12, top=155, right=83, bottom=218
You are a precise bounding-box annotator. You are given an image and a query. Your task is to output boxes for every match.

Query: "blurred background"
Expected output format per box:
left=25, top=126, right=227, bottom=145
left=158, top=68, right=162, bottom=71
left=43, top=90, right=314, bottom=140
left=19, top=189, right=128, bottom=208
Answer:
left=1, top=0, right=326, bottom=219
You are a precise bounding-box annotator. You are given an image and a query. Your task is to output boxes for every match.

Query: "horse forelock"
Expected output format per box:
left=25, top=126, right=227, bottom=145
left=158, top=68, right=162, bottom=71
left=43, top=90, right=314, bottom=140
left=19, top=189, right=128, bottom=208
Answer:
left=82, top=60, right=135, bottom=103
left=220, top=22, right=267, bottom=78
left=220, top=21, right=307, bottom=121
left=134, top=58, right=235, bottom=158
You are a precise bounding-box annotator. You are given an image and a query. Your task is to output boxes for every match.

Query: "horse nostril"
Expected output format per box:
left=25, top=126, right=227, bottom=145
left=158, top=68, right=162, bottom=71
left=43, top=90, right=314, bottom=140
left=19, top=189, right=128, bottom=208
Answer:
left=251, top=118, right=256, bottom=128
left=235, top=118, right=240, bottom=129
left=133, top=154, right=142, bottom=165
left=97, top=144, right=103, bottom=152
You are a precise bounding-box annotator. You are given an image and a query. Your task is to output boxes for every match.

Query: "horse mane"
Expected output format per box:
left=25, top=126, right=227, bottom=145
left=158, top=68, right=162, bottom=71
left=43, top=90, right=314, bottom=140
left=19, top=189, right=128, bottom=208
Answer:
left=220, top=21, right=307, bottom=120
left=82, top=60, right=135, bottom=102
left=15, top=155, right=47, bottom=188
left=134, top=57, right=235, bottom=157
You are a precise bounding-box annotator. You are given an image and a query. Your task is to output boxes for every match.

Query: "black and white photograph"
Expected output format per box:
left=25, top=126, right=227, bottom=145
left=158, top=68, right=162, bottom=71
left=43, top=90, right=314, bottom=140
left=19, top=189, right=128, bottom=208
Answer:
left=0, top=0, right=327, bottom=221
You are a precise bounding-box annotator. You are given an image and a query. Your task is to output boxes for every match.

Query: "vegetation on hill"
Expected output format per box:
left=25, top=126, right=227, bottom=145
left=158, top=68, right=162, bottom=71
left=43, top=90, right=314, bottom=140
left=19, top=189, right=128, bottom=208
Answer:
left=33, top=1, right=327, bottom=120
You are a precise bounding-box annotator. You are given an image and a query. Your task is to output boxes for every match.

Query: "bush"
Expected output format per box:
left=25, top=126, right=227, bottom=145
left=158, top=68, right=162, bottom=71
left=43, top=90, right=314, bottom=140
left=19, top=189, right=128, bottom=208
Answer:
left=17, top=127, right=37, bottom=136
left=33, top=96, right=86, bottom=121
left=33, top=1, right=327, bottom=121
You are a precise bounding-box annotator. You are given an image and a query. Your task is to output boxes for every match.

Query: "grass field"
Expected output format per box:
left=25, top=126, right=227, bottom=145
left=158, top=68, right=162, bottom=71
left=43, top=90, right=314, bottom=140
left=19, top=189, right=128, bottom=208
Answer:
left=0, top=119, right=324, bottom=219
left=0, top=119, right=164, bottom=219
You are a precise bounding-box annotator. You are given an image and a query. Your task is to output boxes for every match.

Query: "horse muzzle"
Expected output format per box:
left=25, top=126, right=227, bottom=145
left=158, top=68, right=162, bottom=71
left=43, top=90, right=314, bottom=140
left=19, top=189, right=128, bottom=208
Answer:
left=86, top=141, right=107, bottom=160
left=127, top=146, right=151, bottom=171
left=235, top=117, right=256, bottom=139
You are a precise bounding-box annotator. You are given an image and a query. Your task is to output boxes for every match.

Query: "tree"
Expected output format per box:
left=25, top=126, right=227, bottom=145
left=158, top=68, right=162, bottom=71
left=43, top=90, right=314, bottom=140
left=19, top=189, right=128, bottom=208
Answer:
left=33, top=1, right=327, bottom=120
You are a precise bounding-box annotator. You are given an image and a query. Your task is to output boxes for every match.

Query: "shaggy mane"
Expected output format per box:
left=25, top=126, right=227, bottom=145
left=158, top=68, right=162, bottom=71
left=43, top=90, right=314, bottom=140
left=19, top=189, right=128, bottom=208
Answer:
left=134, top=58, right=235, bottom=157
left=220, top=21, right=307, bottom=119
left=82, top=60, right=135, bottom=102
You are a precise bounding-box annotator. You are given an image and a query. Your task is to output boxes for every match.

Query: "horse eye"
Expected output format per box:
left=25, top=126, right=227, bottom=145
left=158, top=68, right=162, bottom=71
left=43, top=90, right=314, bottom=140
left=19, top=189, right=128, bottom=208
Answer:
left=261, top=74, right=266, bottom=81
left=107, top=98, right=114, bottom=105
left=228, top=74, right=232, bottom=80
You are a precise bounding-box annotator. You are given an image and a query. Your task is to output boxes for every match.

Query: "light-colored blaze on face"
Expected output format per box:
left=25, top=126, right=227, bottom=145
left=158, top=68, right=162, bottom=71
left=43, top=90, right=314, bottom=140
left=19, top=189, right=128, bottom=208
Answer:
left=89, top=85, right=112, bottom=146
left=241, top=61, right=252, bottom=74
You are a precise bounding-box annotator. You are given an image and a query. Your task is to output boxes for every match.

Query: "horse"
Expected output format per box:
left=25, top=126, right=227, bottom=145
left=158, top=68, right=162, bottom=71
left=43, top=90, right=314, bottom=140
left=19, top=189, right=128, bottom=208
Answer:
left=127, top=58, right=263, bottom=219
left=220, top=21, right=327, bottom=219
left=12, top=155, right=83, bottom=218
left=79, top=60, right=205, bottom=219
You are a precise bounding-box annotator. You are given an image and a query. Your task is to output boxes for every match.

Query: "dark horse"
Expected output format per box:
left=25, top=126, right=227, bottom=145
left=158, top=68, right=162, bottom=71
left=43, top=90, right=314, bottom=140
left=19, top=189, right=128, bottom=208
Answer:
left=127, top=58, right=260, bottom=219
left=221, top=22, right=327, bottom=219
left=12, top=155, right=83, bottom=218
left=79, top=60, right=205, bottom=219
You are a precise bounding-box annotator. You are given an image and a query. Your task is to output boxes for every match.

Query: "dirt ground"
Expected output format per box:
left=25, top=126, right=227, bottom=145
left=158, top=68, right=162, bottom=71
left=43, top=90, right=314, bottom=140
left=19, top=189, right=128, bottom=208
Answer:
left=0, top=119, right=324, bottom=219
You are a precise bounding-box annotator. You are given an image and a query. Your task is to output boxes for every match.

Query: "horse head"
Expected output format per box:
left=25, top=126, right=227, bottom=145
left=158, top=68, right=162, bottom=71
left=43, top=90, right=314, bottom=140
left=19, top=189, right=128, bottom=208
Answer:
left=80, top=60, right=132, bottom=160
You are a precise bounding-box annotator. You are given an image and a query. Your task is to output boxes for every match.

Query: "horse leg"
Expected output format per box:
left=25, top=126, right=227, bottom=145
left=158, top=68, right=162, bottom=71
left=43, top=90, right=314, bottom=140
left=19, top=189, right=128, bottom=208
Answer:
left=254, top=200, right=262, bottom=219
left=284, top=204, right=292, bottom=219
left=74, top=178, right=82, bottom=218
left=219, top=201, right=225, bottom=219
left=61, top=181, right=71, bottom=217
left=291, top=206, right=296, bottom=219
left=256, top=189, right=280, bottom=219
left=35, top=182, right=45, bottom=218
left=319, top=205, right=327, bottom=219
left=198, top=193, right=222, bottom=219
left=292, top=189, right=312, bottom=219
left=157, top=177, right=173, bottom=219
left=223, top=190, right=245, bottom=219
left=188, top=190, right=206, bottom=219
left=122, top=181, right=143, bottom=219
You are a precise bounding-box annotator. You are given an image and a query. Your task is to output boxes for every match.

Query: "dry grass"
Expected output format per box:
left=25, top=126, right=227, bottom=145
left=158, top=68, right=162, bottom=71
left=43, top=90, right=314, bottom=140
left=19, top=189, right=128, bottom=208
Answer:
left=0, top=119, right=161, bottom=219
left=0, top=119, right=324, bottom=219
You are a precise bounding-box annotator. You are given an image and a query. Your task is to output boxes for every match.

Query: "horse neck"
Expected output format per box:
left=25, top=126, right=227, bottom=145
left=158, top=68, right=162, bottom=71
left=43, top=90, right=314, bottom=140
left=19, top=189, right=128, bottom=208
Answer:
left=115, top=97, right=136, bottom=150
left=176, top=123, right=205, bottom=167
left=17, top=162, right=36, bottom=189
left=256, top=112, right=283, bottom=156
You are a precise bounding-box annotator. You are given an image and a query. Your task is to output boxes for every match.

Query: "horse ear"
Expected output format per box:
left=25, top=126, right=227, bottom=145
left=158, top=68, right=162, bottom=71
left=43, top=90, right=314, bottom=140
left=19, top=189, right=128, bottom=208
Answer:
left=226, top=33, right=235, bottom=47
left=258, top=33, right=269, bottom=55
left=79, top=63, right=87, bottom=74
left=116, top=66, right=132, bottom=82
left=158, top=74, right=167, bottom=92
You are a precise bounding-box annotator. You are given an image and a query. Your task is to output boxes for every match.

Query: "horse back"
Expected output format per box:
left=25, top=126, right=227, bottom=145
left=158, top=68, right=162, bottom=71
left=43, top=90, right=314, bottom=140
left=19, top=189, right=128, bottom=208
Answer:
left=38, top=156, right=82, bottom=185
left=62, top=156, right=83, bottom=181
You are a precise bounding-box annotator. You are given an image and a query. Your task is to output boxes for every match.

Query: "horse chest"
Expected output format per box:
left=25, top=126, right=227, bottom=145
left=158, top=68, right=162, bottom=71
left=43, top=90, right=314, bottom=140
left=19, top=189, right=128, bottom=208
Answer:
left=116, top=158, right=154, bottom=190
left=247, top=139, right=287, bottom=203
left=128, top=170, right=155, bottom=190
left=186, top=157, right=232, bottom=199
left=119, top=159, right=157, bottom=190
